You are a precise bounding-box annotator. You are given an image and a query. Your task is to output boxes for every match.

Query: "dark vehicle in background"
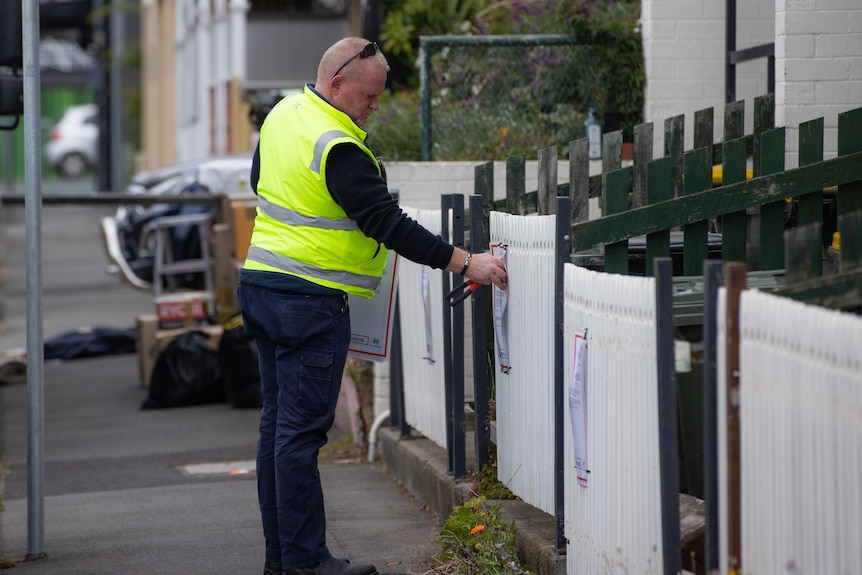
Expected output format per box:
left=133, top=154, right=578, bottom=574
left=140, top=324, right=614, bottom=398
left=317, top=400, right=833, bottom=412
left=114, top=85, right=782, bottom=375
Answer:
left=574, top=231, right=725, bottom=276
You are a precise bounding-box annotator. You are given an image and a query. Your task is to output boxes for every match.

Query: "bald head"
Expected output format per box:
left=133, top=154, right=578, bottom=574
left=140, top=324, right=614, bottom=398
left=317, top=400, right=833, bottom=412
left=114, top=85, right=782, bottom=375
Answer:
left=317, top=37, right=389, bottom=84
left=315, top=37, right=390, bottom=127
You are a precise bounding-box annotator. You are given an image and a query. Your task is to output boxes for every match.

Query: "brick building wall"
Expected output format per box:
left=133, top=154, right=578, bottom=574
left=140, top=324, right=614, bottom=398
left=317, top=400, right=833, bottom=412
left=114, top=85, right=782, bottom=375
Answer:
left=776, top=0, right=862, bottom=166
left=641, top=0, right=774, bottom=151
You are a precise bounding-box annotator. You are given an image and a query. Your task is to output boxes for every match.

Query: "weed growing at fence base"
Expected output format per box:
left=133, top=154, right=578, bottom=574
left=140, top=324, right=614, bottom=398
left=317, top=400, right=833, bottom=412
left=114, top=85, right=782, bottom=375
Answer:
left=430, top=496, right=531, bottom=575
left=478, top=443, right=516, bottom=500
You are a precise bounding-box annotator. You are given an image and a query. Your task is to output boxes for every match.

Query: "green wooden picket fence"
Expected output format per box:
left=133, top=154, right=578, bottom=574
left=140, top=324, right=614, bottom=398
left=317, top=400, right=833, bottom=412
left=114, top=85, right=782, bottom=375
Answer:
left=466, top=96, right=861, bottom=499
left=473, top=94, right=862, bottom=311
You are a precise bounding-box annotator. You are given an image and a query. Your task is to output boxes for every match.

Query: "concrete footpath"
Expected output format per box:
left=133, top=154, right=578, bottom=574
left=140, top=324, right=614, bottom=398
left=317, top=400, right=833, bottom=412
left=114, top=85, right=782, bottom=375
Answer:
left=1, top=354, right=445, bottom=575
left=0, top=203, right=562, bottom=575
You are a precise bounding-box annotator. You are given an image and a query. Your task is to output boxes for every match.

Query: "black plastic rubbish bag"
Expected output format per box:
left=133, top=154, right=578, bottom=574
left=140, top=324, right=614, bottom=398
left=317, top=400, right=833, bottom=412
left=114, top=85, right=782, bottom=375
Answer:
left=218, top=315, right=262, bottom=409
left=44, top=326, right=137, bottom=360
left=142, top=330, right=225, bottom=409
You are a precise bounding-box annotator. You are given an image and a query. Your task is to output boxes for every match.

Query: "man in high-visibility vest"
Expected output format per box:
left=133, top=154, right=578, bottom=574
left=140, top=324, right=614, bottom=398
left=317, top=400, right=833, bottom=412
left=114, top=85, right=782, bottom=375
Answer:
left=238, top=37, right=508, bottom=575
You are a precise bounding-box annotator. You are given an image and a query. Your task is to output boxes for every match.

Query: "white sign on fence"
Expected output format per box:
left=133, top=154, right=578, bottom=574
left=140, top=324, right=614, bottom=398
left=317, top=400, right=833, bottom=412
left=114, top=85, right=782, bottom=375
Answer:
left=569, top=331, right=588, bottom=487
left=492, top=243, right=510, bottom=373
left=348, top=252, right=399, bottom=361
left=421, top=265, right=434, bottom=363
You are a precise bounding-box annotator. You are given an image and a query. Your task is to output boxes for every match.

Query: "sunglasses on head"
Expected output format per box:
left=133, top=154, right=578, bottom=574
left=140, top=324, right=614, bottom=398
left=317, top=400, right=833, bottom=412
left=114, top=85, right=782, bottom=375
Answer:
left=332, top=42, right=379, bottom=79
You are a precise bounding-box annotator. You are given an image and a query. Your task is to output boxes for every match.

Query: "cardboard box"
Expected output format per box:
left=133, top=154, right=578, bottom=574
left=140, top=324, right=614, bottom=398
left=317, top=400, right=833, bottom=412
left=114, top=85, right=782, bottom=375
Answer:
left=213, top=223, right=239, bottom=322
left=231, top=199, right=257, bottom=260
left=155, top=291, right=216, bottom=329
left=136, top=314, right=159, bottom=388
left=136, top=314, right=223, bottom=388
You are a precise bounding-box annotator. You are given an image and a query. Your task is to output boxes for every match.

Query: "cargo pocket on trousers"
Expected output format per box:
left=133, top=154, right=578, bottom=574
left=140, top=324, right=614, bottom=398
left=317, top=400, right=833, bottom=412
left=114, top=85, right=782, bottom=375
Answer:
left=297, top=348, right=335, bottom=415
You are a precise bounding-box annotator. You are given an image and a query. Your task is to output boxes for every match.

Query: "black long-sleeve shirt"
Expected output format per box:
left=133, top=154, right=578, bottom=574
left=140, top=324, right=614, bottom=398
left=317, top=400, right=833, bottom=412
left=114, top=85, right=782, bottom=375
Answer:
left=240, top=140, right=453, bottom=295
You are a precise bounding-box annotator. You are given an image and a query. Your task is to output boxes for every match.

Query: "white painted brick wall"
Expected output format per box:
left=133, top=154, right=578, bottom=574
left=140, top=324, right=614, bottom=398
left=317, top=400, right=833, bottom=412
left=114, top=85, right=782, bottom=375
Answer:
left=776, top=0, right=862, bottom=167
left=386, top=160, right=601, bottom=211
left=642, top=0, right=773, bottom=152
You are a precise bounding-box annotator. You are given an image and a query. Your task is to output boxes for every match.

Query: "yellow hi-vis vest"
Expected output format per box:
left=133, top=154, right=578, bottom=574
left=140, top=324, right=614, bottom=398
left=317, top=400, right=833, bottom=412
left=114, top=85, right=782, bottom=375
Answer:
left=243, top=86, right=388, bottom=299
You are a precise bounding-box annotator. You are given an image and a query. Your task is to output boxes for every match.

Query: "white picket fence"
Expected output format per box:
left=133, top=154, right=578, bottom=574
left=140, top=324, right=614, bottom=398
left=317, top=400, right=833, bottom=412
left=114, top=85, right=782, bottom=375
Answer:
left=489, top=212, right=558, bottom=515
left=397, top=207, right=449, bottom=448
left=392, top=205, right=862, bottom=575
left=731, top=289, right=862, bottom=575
left=395, top=210, right=668, bottom=570
left=563, top=263, right=664, bottom=575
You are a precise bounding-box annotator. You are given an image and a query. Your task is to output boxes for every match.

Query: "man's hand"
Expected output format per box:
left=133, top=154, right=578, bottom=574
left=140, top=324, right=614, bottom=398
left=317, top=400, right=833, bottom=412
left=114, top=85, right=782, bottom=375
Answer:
left=446, top=248, right=507, bottom=290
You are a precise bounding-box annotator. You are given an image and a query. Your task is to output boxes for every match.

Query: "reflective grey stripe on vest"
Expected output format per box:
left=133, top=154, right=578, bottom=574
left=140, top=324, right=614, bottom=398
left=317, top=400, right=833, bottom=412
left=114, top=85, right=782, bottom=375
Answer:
left=246, top=245, right=381, bottom=291
left=258, top=195, right=359, bottom=231
left=309, top=130, right=353, bottom=174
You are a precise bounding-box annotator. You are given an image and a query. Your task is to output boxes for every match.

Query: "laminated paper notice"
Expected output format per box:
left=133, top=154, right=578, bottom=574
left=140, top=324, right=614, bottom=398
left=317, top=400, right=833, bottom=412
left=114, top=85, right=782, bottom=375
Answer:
left=491, top=244, right=510, bottom=373
left=421, top=265, right=434, bottom=363
left=348, top=252, right=399, bottom=362
left=569, top=331, right=588, bottom=487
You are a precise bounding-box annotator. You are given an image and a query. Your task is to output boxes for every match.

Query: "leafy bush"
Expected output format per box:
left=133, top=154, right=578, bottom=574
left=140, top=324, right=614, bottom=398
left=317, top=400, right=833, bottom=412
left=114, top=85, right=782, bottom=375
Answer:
left=566, top=1, right=645, bottom=140
left=475, top=0, right=580, bottom=35
left=372, top=0, right=645, bottom=160
left=379, top=0, right=487, bottom=90
left=365, top=90, right=423, bottom=161
left=426, top=40, right=587, bottom=160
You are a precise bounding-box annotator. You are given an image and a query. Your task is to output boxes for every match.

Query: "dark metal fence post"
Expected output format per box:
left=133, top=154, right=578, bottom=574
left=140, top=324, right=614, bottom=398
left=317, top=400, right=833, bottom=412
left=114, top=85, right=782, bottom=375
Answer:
left=388, top=291, right=409, bottom=437
left=469, top=195, right=489, bottom=473
left=451, top=194, right=466, bottom=479
left=441, top=194, right=454, bottom=473
left=388, top=291, right=400, bottom=429
left=388, top=190, right=407, bottom=435
left=703, top=261, right=724, bottom=572
left=655, top=257, right=682, bottom=575
left=555, top=196, right=572, bottom=553
left=725, top=263, right=746, bottom=571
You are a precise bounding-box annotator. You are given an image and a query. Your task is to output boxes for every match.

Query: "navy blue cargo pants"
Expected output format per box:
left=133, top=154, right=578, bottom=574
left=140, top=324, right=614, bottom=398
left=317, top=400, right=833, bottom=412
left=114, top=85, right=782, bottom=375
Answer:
left=238, top=282, right=350, bottom=569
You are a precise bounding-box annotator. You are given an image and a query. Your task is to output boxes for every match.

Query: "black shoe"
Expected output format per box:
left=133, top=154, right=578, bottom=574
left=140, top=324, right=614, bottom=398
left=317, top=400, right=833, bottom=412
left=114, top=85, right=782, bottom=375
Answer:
left=263, top=561, right=282, bottom=575
left=284, top=557, right=377, bottom=575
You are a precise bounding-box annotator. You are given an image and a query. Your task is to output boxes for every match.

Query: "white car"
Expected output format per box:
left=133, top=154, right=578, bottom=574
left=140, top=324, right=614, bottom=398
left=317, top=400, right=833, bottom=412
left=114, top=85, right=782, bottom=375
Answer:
left=45, top=103, right=99, bottom=179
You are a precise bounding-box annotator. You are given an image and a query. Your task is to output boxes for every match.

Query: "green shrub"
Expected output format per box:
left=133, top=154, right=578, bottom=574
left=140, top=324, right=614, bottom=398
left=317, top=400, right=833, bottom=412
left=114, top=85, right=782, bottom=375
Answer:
left=567, top=1, right=645, bottom=140
left=371, top=0, right=645, bottom=161
left=365, top=91, right=422, bottom=161
left=379, top=0, right=487, bottom=90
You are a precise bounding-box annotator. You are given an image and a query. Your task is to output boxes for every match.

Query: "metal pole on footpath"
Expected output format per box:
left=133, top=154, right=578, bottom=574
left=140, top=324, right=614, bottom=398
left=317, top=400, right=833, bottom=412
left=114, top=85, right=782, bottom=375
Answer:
left=21, top=0, right=46, bottom=560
